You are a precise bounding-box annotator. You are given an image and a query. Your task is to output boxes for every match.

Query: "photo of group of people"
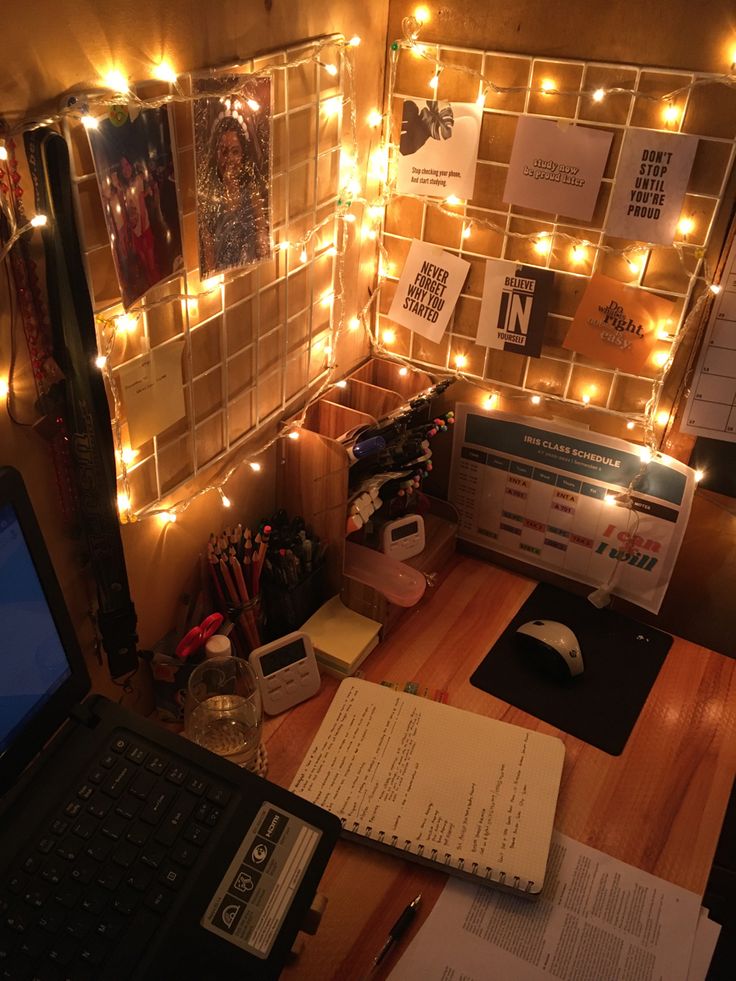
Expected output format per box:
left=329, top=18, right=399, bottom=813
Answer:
left=87, top=74, right=273, bottom=309
left=89, top=107, right=184, bottom=308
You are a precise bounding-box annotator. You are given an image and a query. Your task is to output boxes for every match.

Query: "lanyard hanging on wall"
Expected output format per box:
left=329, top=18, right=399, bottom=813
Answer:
left=24, top=127, right=140, bottom=679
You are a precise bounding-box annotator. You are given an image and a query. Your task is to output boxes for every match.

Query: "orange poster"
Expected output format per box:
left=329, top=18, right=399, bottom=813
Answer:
left=563, top=274, right=674, bottom=375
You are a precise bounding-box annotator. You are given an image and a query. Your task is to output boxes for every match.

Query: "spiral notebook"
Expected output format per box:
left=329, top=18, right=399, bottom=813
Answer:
left=290, top=679, right=565, bottom=897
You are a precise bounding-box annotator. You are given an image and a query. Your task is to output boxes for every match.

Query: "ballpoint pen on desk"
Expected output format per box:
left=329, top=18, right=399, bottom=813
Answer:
left=370, top=894, right=421, bottom=972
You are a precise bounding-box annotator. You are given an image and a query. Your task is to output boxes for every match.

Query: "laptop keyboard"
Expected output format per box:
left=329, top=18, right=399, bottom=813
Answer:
left=0, top=731, right=232, bottom=981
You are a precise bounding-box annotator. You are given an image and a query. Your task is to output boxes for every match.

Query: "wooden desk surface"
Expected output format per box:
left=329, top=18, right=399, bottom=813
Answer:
left=265, top=555, right=736, bottom=980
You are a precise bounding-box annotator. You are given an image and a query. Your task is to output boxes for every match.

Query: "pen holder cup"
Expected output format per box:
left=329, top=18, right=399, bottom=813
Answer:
left=225, top=596, right=263, bottom=658
left=261, top=568, right=326, bottom=642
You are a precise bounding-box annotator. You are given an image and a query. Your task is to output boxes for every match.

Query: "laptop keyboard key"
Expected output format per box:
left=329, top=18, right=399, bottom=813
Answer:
left=154, top=791, right=197, bottom=847
left=185, top=776, right=207, bottom=797
left=102, top=763, right=133, bottom=799
left=100, top=814, right=127, bottom=841
left=125, top=822, right=150, bottom=848
left=71, top=816, right=97, bottom=841
left=114, top=794, right=141, bottom=821
left=183, top=822, right=209, bottom=846
left=47, top=934, right=78, bottom=965
left=36, top=838, right=55, bottom=855
left=171, top=842, right=198, bottom=868
left=144, top=887, right=172, bottom=914
left=144, top=755, right=168, bottom=776
left=49, top=819, right=68, bottom=837
left=53, top=883, right=81, bottom=910
left=125, top=865, right=153, bottom=893
left=95, top=868, right=122, bottom=892
left=111, top=842, right=138, bottom=869
left=129, top=771, right=157, bottom=800
left=165, top=764, right=187, bottom=786
left=140, top=786, right=176, bottom=826
left=38, top=909, right=66, bottom=934
left=55, top=838, right=81, bottom=863
left=78, top=934, right=107, bottom=967
left=94, top=913, right=124, bottom=941
left=99, top=753, right=116, bottom=770
left=158, top=864, right=184, bottom=891
left=139, top=844, right=166, bottom=870
left=126, top=745, right=147, bottom=765
left=7, top=873, right=27, bottom=895
left=85, top=836, right=112, bottom=864
left=112, top=887, right=140, bottom=916
left=110, top=738, right=128, bottom=754
left=62, top=801, right=81, bottom=819
left=69, top=858, right=98, bottom=886
left=64, top=912, right=94, bottom=940
left=205, top=785, right=231, bottom=807
left=76, top=784, right=95, bottom=801
left=85, top=796, right=111, bottom=821
left=80, top=887, right=108, bottom=917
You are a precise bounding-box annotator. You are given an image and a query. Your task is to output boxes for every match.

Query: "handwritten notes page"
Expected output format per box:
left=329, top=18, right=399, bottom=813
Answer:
left=290, top=679, right=564, bottom=894
left=389, top=832, right=711, bottom=981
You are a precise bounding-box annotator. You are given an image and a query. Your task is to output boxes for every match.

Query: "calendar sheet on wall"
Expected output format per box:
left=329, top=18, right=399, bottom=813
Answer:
left=448, top=405, right=695, bottom=612
left=681, top=235, right=736, bottom=442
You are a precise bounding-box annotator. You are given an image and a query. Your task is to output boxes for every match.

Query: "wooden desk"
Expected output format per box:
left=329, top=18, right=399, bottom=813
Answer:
left=265, top=555, right=736, bottom=980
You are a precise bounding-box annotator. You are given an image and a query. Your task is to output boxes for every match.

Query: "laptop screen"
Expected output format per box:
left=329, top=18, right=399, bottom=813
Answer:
left=0, top=467, right=89, bottom=790
left=0, top=502, right=72, bottom=754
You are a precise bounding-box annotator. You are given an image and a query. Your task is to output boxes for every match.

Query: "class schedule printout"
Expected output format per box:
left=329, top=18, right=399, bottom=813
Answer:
left=449, top=407, right=695, bottom=613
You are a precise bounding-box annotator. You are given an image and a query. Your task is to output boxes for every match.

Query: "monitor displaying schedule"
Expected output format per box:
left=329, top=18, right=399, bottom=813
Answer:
left=448, top=405, right=695, bottom=614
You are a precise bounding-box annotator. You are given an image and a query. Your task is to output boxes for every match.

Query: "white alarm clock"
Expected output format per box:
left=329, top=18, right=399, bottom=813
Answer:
left=249, top=631, right=321, bottom=716
left=380, top=514, right=426, bottom=559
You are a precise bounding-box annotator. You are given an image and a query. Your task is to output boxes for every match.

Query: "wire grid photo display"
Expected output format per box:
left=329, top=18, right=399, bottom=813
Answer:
left=68, top=38, right=344, bottom=516
left=378, top=44, right=736, bottom=425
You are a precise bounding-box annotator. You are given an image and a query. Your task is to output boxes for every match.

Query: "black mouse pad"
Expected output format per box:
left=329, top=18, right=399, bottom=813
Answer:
left=470, top=583, right=672, bottom=755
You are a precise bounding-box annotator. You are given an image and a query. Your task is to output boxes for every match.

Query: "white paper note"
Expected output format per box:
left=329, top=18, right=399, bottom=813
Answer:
left=606, top=129, right=698, bottom=245
left=117, top=339, right=186, bottom=448
left=503, top=118, right=613, bottom=221
left=396, top=100, right=483, bottom=200
left=387, top=240, right=470, bottom=344
left=389, top=832, right=704, bottom=981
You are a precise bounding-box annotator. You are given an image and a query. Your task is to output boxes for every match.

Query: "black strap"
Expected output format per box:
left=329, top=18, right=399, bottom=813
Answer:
left=25, top=127, right=139, bottom=678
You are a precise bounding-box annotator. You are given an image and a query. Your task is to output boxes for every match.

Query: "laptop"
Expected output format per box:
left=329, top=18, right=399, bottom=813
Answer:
left=0, top=465, right=340, bottom=980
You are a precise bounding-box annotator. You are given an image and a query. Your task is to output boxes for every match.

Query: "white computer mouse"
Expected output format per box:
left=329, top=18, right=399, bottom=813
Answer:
left=515, top=620, right=584, bottom=680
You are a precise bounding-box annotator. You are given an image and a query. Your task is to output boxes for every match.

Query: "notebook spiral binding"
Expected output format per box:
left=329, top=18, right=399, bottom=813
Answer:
left=339, top=817, right=534, bottom=892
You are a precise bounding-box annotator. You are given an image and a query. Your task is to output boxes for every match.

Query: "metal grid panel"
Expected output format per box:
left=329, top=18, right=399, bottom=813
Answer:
left=67, top=37, right=345, bottom=516
left=378, top=44, right=736, bottom=419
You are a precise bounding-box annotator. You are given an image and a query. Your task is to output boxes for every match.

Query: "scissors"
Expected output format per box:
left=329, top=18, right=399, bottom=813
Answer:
left=175, top=612, right=224, bottom=661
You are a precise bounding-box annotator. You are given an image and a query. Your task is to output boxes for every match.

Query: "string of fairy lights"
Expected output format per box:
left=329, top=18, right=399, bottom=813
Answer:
left=2, top=11, right=734, bottom=525
left=353, top=8, right=735, bottom=490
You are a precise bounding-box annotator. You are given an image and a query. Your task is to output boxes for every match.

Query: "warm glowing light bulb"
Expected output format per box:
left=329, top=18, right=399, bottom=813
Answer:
left=348, top=316, right=361, bottom=331
left=334, top=379, right=348, bottom=389
left=428, top=74, right=439, bottom=90
left=117, top=492, right=131, bottom=513
left=640, top=446, right=653, bottom=464
left=462, top=225, right=472, bottom=239
left=534, top=233, right=552, bottom=256
left=348, top=36, right=361, bottom=47
left=656, top=410, right=670, bottom=427
left=367, top=110, right=383, bottom=127
left=299, top=249, right=308, bottom=263
left=116, top=313, right=137, bottom=334
left=249, top=461, right=262, bottom=472
left=287, top=430, right=300, bottom=440
left=399, top=367, right=408, bottom=376
left=186, top=297, right=199, bottom=317
left=159, top=511, right=176, bottom=524
left=202, top=274, right=224, bottom=290
left=81, top=114, right=99, bottom=130
left=363, top=226, right=377, bottom=242
left=30, top=214, right=48, bottom=228
left=652, top=350, right=669, bottom=367
left=0, top=378, right=9, bottom=399
left=627, top=258, right=642, bottom=275
left=445, top=195, right=461, bottom=206
left=604, top=493, right=616, bottom=506
left=677, top=216, right=695, bottom=236
left=278, top=241, right=291, bottom=252
left=485, top=393, right=499, bottom=411
left=343, top=213, right=356, bottom=223
left=662, top=103, right=680, bottom=125
left=581, top=393, right=591, bottom=405
left=540, top=78, right=557, bottom=93
left=414, top=4, right=430, bottom=22
left=412, top=44, right=426, bottom=59
left=455, top=354, right=468, bottom=369
left=322, top=96, right=342, bottom=117
left=694, top=468, right=705, bottom=483
left=383, top=328, right=396, bottom=345
left=710, top=283, right=722, bottom=295
left=119, top=447, right=138, bottom=465
left=592, top=88, right=606, bottom=103
left=530, top=395, right=542, bottom=405
left=324, top=63, right=338, bottom=77
left=221, top=494, right=232, bottom=508
left=345, top=177, right=361, bottom=197
left=320, top=290, right=334, bottom=307
left=104, top=69, right=129, bottom=92
left=153, top=62, right=178, bottom=84
left=95, top=355, right=107, bottom=369
left=0, top=145, right=7, bottom=161
left=570, top=244, right=587, bottom=264
left=626, top=421, right=636, bottom=430
left=326, top=245, right=338, bottom=257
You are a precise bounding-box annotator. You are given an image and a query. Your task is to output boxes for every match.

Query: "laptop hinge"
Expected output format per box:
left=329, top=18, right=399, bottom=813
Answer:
left=70, top=701, right=100, bottom=728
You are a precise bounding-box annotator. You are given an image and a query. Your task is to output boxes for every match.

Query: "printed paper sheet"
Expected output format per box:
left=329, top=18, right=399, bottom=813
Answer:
left=448, top=406, right=695, bottom=613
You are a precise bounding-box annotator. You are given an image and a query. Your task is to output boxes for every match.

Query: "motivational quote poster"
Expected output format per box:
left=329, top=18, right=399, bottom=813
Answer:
left=477, top=259, right=554, bottom=357
left=387, top=240, right=470, bottom=344
left=396, top=99, right=483, bottom=200
left=563, top=273, right=675, bottom=374
left=503, top=117, right=613, bottom=221
left=606, top=130, right=698, bottom=245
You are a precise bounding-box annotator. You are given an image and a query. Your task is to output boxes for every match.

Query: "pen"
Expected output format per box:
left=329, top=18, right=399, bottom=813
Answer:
left=372, top=894, right=421, bottom=969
